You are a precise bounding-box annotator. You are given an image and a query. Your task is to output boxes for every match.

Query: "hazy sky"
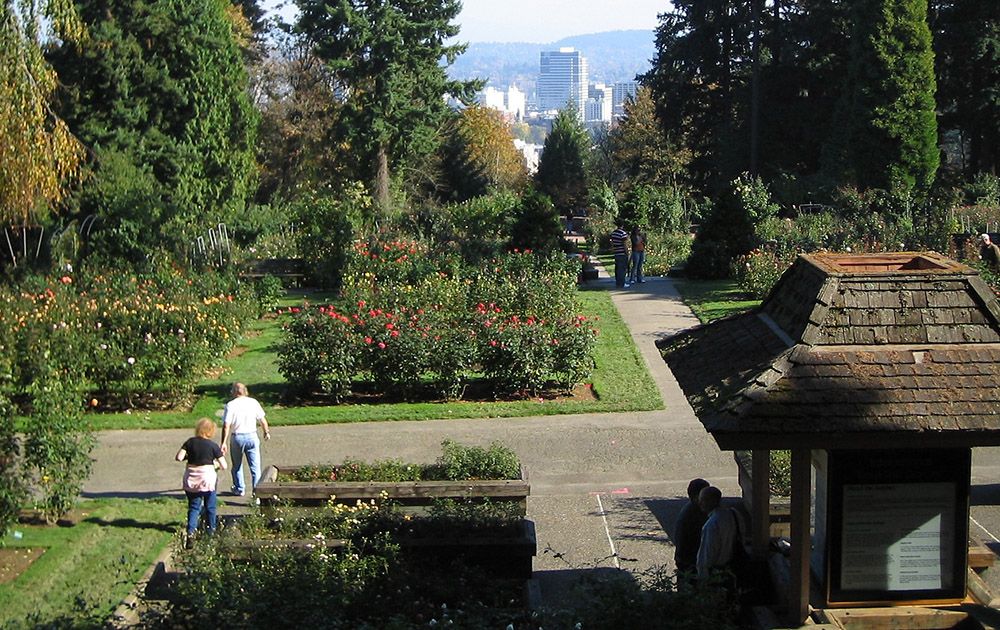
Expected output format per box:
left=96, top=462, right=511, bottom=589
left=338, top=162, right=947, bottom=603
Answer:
left=263, top=0, right=668, bottom=43
left=455, top=0, right=668, bottom=43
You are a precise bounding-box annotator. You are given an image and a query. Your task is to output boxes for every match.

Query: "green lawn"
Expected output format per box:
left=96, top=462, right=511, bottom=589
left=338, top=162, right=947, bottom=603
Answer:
left=0, top=498, right=179, bottom=628
left=85, top=288, right=663, bottom=430
left=671, top=278, right=761, bottom=323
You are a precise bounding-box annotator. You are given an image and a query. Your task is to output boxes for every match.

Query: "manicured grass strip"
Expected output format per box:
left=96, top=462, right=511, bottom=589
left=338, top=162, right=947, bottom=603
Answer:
left=84, top=288, right=663, bottom=430
left=0, top=498, right=179, bottom=629
left=672, top=278, right=760, bottom=324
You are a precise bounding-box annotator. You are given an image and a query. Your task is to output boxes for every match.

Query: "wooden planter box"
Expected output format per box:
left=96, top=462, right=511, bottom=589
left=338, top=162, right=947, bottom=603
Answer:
left=735, top=454, right=791, bottom=538
left=256, top=465, right=531, bottom=515
left=230, top=520, right=537, bottom=580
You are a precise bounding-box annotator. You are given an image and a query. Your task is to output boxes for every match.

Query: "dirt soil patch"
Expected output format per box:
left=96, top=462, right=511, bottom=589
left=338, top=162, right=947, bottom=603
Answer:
left=288, top=380, right=599, bottom=407
left=0, top=547, right=45, bottom=584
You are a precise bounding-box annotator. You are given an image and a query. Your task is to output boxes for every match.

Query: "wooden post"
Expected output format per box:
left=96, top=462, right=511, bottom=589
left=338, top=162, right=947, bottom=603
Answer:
left=751, top=449, right=770, bottom=557
left=787, top=449, right=812, bottom=626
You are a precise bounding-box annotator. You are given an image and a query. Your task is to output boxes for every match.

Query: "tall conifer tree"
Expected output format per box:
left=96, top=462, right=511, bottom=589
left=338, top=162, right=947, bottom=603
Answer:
left=824, top=0, right=939, bottom=194
left=295, top=0, right=479, bottom=210
left=535, top=107, right=590, bottom=217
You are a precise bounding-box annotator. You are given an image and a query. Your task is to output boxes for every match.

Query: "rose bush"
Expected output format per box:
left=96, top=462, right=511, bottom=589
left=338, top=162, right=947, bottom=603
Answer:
left=278, top=249, right=598, bottom=400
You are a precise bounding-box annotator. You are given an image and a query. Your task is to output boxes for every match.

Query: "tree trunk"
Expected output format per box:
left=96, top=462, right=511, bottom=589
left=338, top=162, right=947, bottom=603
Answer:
left=374, top=146, right=390, bottom=211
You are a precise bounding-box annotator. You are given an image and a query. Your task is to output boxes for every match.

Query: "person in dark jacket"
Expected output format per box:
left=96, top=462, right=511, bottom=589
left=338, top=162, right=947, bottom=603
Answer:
left=673, top=478, right=710, bottom=579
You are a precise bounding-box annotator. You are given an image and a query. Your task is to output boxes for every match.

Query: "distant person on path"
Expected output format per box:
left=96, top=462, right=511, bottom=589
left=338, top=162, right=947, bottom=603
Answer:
left=696, top=485, right=737, bottom=581
left=629, top=226, right=647, bottom=284
left=673, top=478, right=710, bottom=579
left=220, top=382, right=270, bottom=497
left=981, top=234, right=1000, bottom=269
left=176, top=418, right=227, bottom=548
left=610, top=222, right=630, bottom=288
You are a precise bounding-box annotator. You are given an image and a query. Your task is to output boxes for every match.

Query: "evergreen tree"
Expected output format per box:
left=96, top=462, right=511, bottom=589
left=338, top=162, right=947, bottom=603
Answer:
left=643, top=0, right=754, bottom=193
left=823, top=0, right=939, bottom=195
left=509, top=190, right=563, bottom=255
left=49, top=0, right=258, bottom=262
left=931, top=0, right=1000, bottom=176
left=535, top=107, right=590, bottom=217
left=295, top=0, right=480, bottom=210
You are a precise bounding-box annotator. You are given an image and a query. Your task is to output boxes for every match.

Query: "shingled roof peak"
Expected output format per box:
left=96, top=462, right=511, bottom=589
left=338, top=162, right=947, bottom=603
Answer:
left=761, top=252, right=1000, bottom=346
left=659, top=252, right=1000, bottom=449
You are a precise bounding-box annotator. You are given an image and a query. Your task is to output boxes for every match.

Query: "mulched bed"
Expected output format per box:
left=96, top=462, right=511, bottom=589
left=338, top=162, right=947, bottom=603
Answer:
left=284, top=380, right=599, bottom=407
left=0, top=547, right=45, bottom=585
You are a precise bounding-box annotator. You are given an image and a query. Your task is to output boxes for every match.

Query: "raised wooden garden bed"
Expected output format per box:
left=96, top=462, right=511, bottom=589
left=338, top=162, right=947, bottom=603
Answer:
left=227, top=519, right=536, bottom=579
left=256, top=464, right=531, bottom=515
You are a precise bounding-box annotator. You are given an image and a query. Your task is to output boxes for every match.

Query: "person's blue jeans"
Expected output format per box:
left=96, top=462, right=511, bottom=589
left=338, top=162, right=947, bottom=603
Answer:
left=630, top=251, right=645, bottom=283
left=230, top=432, right=261, bottom=495
left=614, top=253, right=628, bottom=287
left=186, top=491, right=217, bottom=534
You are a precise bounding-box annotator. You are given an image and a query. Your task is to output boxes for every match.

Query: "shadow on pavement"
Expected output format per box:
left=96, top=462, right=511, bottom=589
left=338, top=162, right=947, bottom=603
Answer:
left=82, top=490, right=181, bottom=500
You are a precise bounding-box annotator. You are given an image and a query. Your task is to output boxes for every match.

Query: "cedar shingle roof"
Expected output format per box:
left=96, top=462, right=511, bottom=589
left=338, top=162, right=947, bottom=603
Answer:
left=660, top=253, right=1000, bottom=450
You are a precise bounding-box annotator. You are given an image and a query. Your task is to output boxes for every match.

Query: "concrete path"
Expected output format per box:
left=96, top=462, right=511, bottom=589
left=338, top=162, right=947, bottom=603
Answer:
left=84, top=273, right=740, bottom=602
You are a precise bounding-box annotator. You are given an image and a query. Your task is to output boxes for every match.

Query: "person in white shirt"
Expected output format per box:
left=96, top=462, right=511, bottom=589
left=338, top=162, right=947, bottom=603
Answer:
left=220, top=382, right=270, bottom=497
left=696, top=485, right=737, bottom=581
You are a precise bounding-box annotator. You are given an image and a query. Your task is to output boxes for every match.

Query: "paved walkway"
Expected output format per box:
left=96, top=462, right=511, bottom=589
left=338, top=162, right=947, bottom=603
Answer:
left=84, top=272, right=739, bottom=602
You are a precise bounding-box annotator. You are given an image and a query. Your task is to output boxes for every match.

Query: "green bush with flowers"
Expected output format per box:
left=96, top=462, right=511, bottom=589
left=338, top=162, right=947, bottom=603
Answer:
left=165, top=493, right=737, bottom=628
left=277, top=248, right=599, bottom=400
left=0, top=267, right=258, bottom=412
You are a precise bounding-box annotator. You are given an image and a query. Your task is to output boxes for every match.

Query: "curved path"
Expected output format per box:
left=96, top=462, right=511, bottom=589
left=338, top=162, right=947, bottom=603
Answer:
left=85, top=274, right=739, bottom=600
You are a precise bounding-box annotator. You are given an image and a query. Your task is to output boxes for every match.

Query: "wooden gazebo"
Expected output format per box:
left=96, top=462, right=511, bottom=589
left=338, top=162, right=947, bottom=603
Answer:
left=659, top=252, right=1000, bottom=625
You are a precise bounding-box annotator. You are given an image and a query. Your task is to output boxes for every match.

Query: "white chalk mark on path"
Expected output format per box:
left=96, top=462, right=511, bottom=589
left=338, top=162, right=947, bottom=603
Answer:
left=595, top=493, right=621, bottom=569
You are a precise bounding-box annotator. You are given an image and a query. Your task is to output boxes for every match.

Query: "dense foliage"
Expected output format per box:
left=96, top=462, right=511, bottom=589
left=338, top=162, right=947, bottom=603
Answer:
left=536, top=107, right=591, bottom=217
left=0, top=0, right=87, bottom=226
left=49, top=0, right=258, bottom=264
left=279, top=247, right=598, bottom=400
left=295, top=0, right=480, bottom=208
left=287, top=440, right=521, bottom=482
left=825, top=0, right=939, bottom=195
left=165, top=491, right=737, bottom=629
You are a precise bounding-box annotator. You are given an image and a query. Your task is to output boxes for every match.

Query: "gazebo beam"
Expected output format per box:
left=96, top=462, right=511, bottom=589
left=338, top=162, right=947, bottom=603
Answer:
left=751, top=449, right=770, bottom=557
left=787, top=448, right=811, bottom=626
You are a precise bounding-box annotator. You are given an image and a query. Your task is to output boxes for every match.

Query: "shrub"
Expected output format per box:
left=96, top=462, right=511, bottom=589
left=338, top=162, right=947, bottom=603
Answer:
left=508, top=189, right=564, bottom=255
left=438, top=439, right=521, bottom=480
left=251, top=275, right=285, bottom=316
left=296, top=194, right=359, bottom=289
left=288, top=440, right=522, bottom=482
left=731, top=249, right=790, bottom=299
left=687, top=175, right=778, bottom=279
left=277, top=306, right=359, bottom=402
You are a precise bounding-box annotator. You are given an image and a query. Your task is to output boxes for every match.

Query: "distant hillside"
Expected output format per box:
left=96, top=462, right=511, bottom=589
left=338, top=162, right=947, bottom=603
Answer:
left=448, top=29, right=655, bottom=91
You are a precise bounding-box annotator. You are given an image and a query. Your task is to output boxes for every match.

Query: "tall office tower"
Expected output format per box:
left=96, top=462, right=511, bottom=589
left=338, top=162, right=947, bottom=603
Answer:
left=585, top=82, right=613, bottom=123
left=612, top=81, right=639, bottom=118
left=537, top=48, right=588, bottom=117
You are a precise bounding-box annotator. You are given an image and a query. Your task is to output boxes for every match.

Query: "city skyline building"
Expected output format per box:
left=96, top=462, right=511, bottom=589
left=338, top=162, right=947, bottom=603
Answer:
left=537, top=47, right=588, bottom=117
left=585, top=82, right=613, bottom=123
left=612, top=80, right=639, bottom=118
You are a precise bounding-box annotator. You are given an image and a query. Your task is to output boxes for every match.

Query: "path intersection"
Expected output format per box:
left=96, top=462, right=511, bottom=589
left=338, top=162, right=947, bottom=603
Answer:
left=84, top=273, right=1000, bottom=607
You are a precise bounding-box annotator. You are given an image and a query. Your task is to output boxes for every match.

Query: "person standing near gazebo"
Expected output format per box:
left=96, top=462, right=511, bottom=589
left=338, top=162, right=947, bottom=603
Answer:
left=674, top=478, right=710, bottom=579
left=696, top=486, right=737, bottom=581
left=220, top=382, right=271, bottom=497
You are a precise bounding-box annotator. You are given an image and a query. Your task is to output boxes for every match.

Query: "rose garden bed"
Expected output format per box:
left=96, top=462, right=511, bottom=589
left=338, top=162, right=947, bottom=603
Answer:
left=257, top=464, right=531, bottom=514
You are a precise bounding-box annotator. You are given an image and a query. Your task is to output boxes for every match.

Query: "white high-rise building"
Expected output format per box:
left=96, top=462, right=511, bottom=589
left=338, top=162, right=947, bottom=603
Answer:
left=537, top=48, right=588, bottom=117
left=506, top=85, right=526, bottom=120
left=479, top=86, right=507, bottom=111
left=476, top=85, right=526, bottom=121
left=612, top=81, right=639, bottom=118
left=585, top=83, right=613, bottom=123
